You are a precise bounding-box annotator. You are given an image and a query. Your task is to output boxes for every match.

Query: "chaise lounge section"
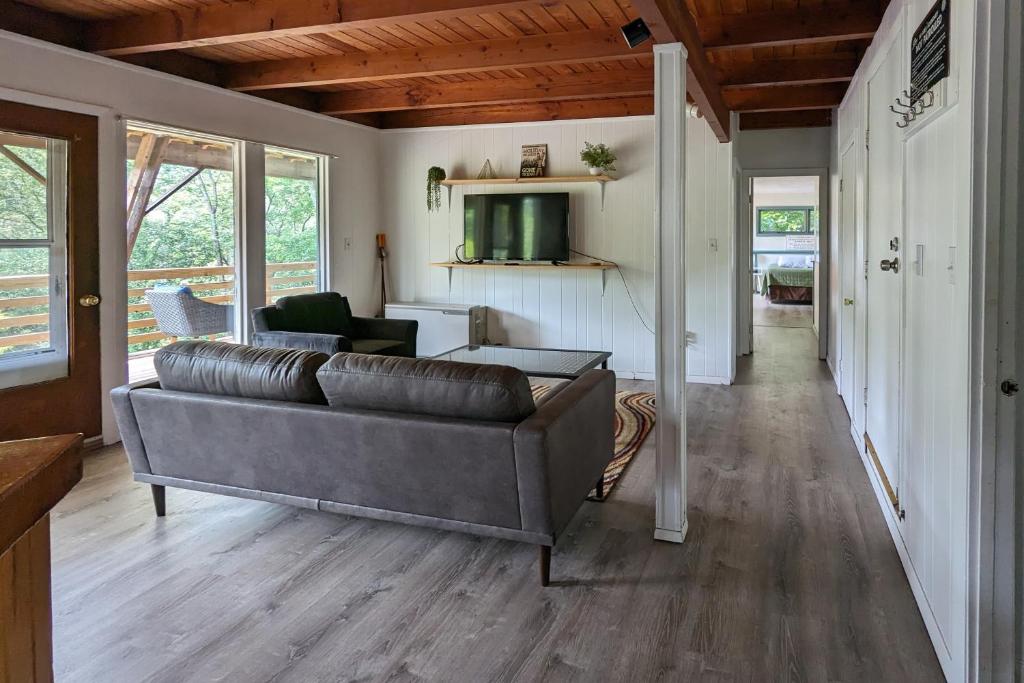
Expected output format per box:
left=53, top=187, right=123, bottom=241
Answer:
left=111, top=341, right=615, bottom=585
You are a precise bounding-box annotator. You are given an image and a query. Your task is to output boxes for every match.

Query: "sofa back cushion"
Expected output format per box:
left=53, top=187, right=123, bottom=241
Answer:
left=154, top=340, right=329, bottom=404
left=274, top=292, right=355, bottom=337
left=316, top=353, right=535, bottom=422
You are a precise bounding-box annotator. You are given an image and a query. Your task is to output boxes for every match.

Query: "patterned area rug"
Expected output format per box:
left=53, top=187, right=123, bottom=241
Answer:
left=531, top=386, right=656, bottom=499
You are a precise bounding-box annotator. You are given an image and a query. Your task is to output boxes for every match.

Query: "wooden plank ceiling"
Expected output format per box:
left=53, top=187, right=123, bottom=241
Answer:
left=3, top=0, right=886, bottom=137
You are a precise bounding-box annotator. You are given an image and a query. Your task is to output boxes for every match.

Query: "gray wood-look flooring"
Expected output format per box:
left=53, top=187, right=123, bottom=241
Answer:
left=754, top=294, right=813, bottom=329
left=50, top=325, right=943, bottom=682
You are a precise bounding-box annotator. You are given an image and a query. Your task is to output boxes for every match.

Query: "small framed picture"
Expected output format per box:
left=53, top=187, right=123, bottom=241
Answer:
left=520, top=144, right=547, bottom=178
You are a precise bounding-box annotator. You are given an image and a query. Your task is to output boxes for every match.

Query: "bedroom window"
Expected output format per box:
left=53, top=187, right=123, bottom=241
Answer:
left=757, top=206, right=817, bottom=235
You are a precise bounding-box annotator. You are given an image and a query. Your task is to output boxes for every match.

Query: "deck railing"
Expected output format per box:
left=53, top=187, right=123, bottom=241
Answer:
left=0, top=261, right=317, bottom=353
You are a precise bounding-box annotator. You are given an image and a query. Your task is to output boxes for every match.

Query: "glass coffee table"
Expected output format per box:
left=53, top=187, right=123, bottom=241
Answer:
left=433, top=344, right=611, bottom=380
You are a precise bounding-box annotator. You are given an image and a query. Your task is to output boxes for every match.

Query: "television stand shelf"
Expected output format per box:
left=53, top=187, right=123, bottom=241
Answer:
left=432, top=261, right=617, bottom=294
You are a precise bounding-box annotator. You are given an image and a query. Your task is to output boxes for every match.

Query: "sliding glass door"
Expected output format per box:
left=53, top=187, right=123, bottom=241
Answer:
left=264, top=146, right=324, bottom=303
left=123, top=128, right=328, bottom=381
left=126, top=123, right=239, bottom=381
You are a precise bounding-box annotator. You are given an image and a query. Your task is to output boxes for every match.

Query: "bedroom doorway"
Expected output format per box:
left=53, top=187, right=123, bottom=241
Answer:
left=738, top=171, right=828, bottom=357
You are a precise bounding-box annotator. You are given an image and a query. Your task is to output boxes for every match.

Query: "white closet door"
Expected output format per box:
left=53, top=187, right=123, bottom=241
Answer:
left=864, top=32, right=906, bottom=511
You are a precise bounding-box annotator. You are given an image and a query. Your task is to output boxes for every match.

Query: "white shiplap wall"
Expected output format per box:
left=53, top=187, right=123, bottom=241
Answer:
left=831, top=0, right=979, bottom=678
left=378, top=116, right=733, bottom=382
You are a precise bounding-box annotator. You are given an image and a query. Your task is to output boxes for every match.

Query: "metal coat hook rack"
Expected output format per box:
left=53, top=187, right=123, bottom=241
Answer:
left=890, top=88, right=936, bottom=128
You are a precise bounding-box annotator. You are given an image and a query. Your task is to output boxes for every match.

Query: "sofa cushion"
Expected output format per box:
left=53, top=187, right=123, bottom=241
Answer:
left=275, top=292, right=355, bottom=338
left=316, top=353, right=536, bottom=422
left=154, top=340, right=329, bottom=404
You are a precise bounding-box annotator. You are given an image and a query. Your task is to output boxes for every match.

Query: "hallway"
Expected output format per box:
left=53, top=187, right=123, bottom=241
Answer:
left=753, top=293, right=813, bottom=329
left=49, top=324, right=941, bottom=681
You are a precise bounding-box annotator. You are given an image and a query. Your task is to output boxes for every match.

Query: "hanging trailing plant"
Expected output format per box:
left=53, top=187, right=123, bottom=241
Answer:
left=427, top=166, right=446, bottom=212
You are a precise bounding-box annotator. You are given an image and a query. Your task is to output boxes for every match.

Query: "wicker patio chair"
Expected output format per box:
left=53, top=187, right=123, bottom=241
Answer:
left=145, top=286, right=234, bottom=338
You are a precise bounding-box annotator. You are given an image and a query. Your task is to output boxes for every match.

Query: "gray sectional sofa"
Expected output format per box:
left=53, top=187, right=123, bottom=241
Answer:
left=112, top=341, right=615, bottom=585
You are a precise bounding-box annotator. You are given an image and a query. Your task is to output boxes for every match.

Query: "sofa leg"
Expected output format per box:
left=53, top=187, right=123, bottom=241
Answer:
left=594, top=475, right=606, bottom=502
left=539, top=545, right=551, bottom=587
left=150, top=485, right=166, bottom=517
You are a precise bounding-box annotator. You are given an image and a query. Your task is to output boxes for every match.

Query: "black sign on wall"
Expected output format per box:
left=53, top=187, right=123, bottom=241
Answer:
left=910, top=0, right=951, bottom=102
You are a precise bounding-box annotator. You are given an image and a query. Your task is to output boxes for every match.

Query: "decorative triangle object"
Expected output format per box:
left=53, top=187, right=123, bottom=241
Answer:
left=477, top=159, right=496, bottom=179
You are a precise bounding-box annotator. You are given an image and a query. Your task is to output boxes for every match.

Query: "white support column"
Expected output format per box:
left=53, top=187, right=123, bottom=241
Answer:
left=653, top=42, right=688, bottom=544
left=238, top=141, right=266, bottom=344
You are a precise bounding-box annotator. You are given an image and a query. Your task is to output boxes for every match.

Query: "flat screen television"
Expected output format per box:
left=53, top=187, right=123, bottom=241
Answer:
left=463, top=192, right=570, bottom=262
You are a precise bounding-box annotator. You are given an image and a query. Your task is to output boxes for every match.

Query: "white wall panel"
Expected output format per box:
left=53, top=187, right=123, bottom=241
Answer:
left=831, top=0, right=979, bottom=678
left=379, top=116, right=733, bottom=382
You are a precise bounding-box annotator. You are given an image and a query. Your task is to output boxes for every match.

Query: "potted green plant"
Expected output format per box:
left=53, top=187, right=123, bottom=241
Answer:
left=427, top=166, right=446, bottom=212
left=580, top=142, right=616, bottom=176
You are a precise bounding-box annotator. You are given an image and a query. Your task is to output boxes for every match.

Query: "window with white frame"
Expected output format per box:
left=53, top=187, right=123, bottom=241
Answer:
left=0, top=131, right=69, bottom=389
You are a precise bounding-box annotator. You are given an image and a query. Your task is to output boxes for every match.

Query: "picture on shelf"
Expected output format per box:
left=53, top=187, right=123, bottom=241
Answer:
left=520, top=144, right=547, bottom=178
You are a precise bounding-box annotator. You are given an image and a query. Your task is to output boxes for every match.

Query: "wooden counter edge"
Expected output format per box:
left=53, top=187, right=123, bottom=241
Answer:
left=0, top=434, right=84, bottom=556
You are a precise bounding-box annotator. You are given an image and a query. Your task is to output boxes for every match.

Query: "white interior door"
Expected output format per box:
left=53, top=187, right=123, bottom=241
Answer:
left=839, top=145, right=857, bottom=415
left=864, top=35, right=905, bottom=508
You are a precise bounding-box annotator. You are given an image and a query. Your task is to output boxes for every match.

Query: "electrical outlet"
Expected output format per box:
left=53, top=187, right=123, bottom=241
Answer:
left=343, top=237, right=352, bottom=250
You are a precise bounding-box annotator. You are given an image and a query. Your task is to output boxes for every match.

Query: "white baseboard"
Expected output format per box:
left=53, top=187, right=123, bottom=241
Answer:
left=853, top=433, right=956, bottom=681
left=654, top=521, right=688, bottom=544
left=848, top=423, right=865, bottom=455
left=685, top=375, right=731, bottom=385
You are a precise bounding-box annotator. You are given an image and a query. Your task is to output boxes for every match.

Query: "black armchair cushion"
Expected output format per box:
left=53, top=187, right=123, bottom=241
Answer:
left=252, top=330, right=353, bottom=355
left=274, top=292, right=355, bottom=337
left=351, top=339, right=406, bottom=356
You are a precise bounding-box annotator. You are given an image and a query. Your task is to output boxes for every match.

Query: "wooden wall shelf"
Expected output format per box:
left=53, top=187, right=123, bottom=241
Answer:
left=440, top=175, right=613, bottom=186
left=440, top=174, right=614, bottom=209
left=433, top=261, right=617, bottom=293
left=433, top=261, right=615, bottom=270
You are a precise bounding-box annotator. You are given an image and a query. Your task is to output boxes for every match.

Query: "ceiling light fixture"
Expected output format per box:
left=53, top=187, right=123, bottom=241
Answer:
left=620, top=18, right=652, bottom=49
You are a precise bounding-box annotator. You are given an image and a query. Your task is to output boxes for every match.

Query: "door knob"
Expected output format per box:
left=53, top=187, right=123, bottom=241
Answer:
left=843, top=298, right=854, bottom=306
left=880, top=257, right=900, bottom=273
left=78, top=294, right=101, bottom=307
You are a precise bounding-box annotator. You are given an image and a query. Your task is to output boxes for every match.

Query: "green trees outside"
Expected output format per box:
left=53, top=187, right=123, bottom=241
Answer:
left=127, top=159, right=319, bottom=352
left=0, top=146, right=49, bottom=274
left=0, top=146, right=52, bottom=355
left=129, top=163, right=319, bottom=273
left=757, top=207, right=819, bottom=235
left=0, top=145, right=319, bottom=355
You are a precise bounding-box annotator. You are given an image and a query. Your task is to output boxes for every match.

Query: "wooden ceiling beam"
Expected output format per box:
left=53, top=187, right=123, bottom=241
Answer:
left=117, top=52, right=225, bottom=86
left=377, top=96, right=654, bottom=128
left=0, top=0, right=85, bottom=48
left=701, top=5, right=881, bottom=51
left=86, top=0, right=593, bottom=56
left=1, top=1, right=226, bottom=87
left=224, top=28, right=646, bottom=91
left=718, top=57, right=858, bottom=89
left=739, top=109, right=834, bottom=130
left=629, top=0, right=730, bottom=142
left=319, top=71, right=654, bottom=114
left=723, top=83, right=847, bottom=112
